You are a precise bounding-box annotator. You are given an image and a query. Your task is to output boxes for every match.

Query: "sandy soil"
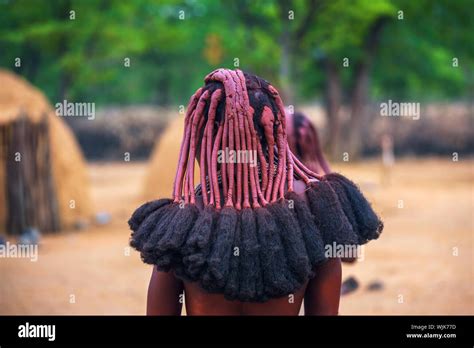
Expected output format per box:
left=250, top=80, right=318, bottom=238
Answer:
left=1, top=158, right=472, bottom=315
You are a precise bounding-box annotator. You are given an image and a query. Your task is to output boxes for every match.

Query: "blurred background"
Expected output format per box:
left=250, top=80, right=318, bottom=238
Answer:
left=0, top=0, right=472, bottom=315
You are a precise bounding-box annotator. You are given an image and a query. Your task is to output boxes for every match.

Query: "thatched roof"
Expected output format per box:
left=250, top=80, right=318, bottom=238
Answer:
left=0, top=69, right=92, bottom=233
left=0, top=69, right=52, bottom=124
left=143, top=115, right=201, bottom=200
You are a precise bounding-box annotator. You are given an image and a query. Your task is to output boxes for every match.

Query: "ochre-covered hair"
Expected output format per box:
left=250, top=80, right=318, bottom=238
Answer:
left=129, top=69, right=383, bottom=302
left=286, top=111, right=331, bottom=175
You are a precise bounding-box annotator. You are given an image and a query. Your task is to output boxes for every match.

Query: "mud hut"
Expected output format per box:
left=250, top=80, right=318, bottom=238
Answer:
left=0, top=70, right=92, bottom=235
left=143, top=115, right=200, bottom=200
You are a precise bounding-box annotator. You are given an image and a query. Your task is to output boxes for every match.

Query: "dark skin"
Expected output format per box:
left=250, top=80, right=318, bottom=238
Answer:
left=147, top=258, right=341, bottom=316
left=146, top=180, right=342, bottom=316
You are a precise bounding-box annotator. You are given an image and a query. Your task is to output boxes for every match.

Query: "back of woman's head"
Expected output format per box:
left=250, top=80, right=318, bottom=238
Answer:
left=129, top=68, right=383, bottom=302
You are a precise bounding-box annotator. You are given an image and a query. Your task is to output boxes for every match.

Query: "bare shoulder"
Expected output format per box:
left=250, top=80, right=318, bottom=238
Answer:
left=184, top=280, right=307, bottom=315
left=305, top=258, right=342, bottom=315
left=293, top=179, right=309, bottom=198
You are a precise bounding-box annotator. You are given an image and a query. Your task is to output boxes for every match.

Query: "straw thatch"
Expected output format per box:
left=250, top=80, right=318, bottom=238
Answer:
left=144, top=115, right=200, bottom=200
left=0, top=69, right=92, bottom=235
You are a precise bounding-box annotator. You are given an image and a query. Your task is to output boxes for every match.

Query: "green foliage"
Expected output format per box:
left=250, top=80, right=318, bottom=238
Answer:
left=0, top=0, right=471, bottom=105
left=301, top=0, right=395, bottom=57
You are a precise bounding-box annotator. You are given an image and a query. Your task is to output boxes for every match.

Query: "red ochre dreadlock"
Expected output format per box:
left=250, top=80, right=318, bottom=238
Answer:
left=286, top=111, right=331, bottom=175
left=173, top=69, right=321, bottom=208
left=129, top=68, right=383, bottom=302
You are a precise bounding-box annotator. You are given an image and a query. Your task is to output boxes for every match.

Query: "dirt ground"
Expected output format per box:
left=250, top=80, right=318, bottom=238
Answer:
left=1, top=158, right=472, bottom=315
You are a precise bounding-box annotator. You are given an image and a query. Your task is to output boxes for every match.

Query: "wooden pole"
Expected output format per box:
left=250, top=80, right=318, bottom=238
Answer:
left=4, top=113, right=60, bottom=235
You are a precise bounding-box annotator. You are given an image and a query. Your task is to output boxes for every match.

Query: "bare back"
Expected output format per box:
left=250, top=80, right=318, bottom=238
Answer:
left=146, top=181, right=342, bottom=316
left=183, top=280, right=307, bottom=315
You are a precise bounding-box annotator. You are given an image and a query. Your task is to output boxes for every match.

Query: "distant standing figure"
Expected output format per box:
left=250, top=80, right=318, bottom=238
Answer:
left=381, top=134, right=395, bottom=185
left=286, top=111, right=363, bottom=297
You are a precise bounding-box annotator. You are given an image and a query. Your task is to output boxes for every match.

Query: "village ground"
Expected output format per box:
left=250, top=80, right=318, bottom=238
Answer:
left=1, top=158, right=472, bottom=315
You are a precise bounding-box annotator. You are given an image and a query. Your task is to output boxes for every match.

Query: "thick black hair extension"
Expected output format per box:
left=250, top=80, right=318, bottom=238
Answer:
left=254, top=207, right=294, bottom=298
left=238, top=208, right=263, bottom=301
left=325, top=173, right=383, bottom=242
left=266, top=200, right=311, bottom=284
left=285, top=191, right=326, bottom=271
left=201, top=207, right=238, bottom=290
left=128, top=198, right=172, bottom=231
left=179, top=205, right=217, bottom=281
left=141, top=203, right=181, bottom=265
left=129, top=68, right=383, bottom=303
left=306, top=181, right=359, bottom=245
left=223, top=211, right=241, bottom=300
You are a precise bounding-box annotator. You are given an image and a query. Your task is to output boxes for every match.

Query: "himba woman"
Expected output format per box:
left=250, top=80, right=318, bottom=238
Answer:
left=286, top=110, right=362, bottom=295
left=129, top=69, right=383, bottom=315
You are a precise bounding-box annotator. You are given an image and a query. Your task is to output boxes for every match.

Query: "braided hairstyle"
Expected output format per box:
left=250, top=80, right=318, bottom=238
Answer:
left=286, top=111, right=331, bottom=175
left=129, top=69, right=383, bottom=302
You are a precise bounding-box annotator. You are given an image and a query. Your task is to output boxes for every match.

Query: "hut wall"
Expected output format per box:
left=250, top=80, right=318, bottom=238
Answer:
left=2, top=114, right=60, bottom=235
